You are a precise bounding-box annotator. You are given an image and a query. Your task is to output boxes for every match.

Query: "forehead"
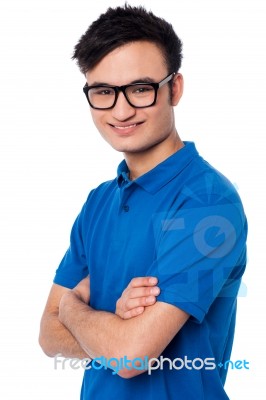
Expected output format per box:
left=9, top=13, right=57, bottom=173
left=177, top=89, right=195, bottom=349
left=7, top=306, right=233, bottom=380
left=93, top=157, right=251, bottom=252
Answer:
left=86, top=41, right=167, bottom=85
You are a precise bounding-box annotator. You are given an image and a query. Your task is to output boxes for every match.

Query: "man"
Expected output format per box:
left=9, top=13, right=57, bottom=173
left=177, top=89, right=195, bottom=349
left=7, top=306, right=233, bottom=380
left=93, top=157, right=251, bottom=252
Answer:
left=39, top=4, right=247, bottom=400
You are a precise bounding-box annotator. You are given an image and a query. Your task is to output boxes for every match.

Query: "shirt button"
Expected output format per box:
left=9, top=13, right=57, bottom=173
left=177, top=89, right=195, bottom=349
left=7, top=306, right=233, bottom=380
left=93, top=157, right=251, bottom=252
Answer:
left=123, top=205, right=130, bottom=212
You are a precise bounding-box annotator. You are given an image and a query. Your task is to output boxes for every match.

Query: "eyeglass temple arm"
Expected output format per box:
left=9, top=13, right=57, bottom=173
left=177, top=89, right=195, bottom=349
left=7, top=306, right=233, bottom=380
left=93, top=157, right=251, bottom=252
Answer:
left=158, top=72, right=176, bottom=88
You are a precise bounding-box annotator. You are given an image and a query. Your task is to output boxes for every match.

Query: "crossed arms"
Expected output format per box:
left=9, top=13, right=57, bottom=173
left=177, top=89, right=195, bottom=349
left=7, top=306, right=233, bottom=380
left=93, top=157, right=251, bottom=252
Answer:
left=39, top=276, right=189, bottom=378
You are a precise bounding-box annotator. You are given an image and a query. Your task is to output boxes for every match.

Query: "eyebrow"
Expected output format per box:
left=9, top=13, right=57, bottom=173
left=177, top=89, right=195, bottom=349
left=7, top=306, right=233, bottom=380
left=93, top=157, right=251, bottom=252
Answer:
left=89, top=77, right=156, bottom=86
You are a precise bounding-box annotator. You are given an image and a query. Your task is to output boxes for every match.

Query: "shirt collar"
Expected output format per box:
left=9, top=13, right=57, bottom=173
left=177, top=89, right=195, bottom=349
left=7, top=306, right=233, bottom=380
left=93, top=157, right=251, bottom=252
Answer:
left=117, top=142, right=199, bottom=194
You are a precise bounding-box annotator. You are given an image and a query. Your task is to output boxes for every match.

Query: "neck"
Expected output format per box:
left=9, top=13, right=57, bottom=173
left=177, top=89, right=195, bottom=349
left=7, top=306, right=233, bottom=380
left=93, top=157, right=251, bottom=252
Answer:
left=125, top=132, right=184, bottom=181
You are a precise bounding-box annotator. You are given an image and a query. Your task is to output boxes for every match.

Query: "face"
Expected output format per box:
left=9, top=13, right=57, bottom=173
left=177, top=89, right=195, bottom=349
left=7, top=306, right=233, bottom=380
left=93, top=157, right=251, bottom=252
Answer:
left=85, top=41, right=183, bottom=155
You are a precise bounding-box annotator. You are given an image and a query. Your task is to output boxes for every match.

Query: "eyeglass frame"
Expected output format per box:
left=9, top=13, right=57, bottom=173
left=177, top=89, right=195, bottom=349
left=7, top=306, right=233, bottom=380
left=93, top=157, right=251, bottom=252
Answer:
left=82, top=72, right=176, bottom=110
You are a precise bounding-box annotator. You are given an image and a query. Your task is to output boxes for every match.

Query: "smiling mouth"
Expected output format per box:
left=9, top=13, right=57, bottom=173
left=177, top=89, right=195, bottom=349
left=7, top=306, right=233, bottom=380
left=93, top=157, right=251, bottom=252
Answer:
left=110, top=122, right=143, bottom=130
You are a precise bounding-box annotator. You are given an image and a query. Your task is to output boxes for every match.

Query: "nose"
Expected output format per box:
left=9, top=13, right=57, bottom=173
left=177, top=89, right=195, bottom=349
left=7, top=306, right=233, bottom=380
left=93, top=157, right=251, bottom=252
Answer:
left=111, top=91, right=136, bottom=121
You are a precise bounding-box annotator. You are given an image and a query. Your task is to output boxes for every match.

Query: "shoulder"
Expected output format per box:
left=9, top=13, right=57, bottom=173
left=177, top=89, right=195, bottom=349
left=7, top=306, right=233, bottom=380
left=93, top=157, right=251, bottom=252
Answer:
left=171, top=154, right=247, bottom=236
left=183, top=154, right=242, bottom=206
left=78, top=178, right=118, bottom=221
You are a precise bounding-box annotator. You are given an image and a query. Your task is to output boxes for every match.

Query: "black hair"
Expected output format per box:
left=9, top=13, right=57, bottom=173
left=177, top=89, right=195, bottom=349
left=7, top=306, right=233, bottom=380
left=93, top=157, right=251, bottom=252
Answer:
left=72, top=4, right=183, bottom=75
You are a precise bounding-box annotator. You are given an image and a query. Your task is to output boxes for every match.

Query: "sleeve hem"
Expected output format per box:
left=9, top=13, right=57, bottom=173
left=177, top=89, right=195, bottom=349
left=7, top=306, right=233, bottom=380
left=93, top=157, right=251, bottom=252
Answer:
left=157, top=292, right=206, bottom=323
left=53, top=273, right=87, bottom=290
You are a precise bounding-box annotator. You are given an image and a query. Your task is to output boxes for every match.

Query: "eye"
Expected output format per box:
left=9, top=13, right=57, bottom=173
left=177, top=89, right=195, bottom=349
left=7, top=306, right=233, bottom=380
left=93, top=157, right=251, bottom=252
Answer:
left=131, top=85, right=154, bottom=95
left=92, top=87, right=115, bottom=96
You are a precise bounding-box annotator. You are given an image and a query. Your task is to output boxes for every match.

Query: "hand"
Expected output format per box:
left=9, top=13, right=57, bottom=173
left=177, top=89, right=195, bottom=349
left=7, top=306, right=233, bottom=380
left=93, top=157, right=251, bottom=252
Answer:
left=115, top=277, right=160, bottom=320
left=72, top=276, right=90, bottom=304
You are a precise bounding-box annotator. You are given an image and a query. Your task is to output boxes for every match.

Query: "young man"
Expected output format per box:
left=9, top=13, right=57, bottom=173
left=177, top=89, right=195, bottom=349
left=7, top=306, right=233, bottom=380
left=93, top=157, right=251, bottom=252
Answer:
left=39, top=5, right=247, bottom=400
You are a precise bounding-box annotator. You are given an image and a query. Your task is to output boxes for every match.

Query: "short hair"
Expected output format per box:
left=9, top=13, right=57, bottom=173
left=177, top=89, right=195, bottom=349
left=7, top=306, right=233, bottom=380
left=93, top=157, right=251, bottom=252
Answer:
left=72, top=4, right=183, bottom=75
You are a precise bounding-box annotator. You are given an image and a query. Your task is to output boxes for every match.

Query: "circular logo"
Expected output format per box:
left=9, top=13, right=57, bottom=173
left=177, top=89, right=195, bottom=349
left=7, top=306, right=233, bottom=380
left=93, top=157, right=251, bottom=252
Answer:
left=193, top=215, right=236, bottom=258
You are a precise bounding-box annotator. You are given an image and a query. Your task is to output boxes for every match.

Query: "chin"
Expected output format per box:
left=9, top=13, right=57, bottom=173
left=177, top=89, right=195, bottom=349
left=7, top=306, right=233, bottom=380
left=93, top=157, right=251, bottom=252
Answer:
left=105, top=139, right=145, bottom=154
left=103, top=133, right=171, bottom=155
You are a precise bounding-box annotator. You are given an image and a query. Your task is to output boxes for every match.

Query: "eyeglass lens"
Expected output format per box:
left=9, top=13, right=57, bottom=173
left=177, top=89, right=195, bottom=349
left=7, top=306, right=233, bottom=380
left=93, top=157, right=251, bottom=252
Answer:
left=88, top=84, right=156, bottom=109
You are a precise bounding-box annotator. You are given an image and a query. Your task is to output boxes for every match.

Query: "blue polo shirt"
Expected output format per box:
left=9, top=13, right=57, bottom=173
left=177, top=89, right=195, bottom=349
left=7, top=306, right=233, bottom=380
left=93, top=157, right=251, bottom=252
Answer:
left=54, top=142, right=247, bottom=400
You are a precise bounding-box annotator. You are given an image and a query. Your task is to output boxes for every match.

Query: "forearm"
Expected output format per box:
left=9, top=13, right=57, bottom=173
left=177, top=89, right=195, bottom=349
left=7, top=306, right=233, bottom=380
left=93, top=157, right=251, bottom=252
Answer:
left=58, top=291, right=188, bottom=378
left=39, top=311, right=90, bottom=359
left=58, top=292, right=129, bottom=360
left=58, top=291, right=182, bottom=364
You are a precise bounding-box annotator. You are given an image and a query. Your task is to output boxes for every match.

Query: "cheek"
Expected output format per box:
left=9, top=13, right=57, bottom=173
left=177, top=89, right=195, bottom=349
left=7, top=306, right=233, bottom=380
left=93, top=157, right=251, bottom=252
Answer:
left=152, top=91, right=173, bottom=120
left=90, top=111, right=100, bottom=126
left=150, top=104, right=173, bottom=130
left=90, top=112, right=107, bottom=136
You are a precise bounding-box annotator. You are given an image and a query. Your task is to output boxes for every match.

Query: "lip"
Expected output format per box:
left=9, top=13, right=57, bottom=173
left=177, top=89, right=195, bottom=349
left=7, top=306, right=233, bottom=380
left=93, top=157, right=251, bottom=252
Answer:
left=108, top=121, right=144, bottom=135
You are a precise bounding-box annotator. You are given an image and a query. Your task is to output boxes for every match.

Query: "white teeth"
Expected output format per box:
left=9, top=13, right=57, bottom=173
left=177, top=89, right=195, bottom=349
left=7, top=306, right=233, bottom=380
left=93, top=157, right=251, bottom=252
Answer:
left=114, top=124, right=137, bottom=129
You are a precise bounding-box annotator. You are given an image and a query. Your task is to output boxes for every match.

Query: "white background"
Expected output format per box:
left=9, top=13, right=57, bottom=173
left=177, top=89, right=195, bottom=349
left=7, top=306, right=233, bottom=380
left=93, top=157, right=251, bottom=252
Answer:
left=0, top=0, right=265, bottom=398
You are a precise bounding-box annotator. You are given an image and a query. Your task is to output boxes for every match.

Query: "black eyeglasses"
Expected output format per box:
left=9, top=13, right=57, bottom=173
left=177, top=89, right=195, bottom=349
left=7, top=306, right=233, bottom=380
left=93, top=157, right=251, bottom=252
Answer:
left=83, top=72, right=175, bottom=110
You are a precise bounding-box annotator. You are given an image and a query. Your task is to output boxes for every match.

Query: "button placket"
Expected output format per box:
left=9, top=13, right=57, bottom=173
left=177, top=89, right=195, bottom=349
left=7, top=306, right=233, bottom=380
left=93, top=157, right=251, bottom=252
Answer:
left=119, top=182, right=134, bottom=214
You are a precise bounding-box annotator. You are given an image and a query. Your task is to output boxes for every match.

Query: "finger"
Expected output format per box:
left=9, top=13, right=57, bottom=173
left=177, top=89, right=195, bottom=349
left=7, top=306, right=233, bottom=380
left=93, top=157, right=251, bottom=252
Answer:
left=125, top=295, right=157, bottom=311
left=123, top=307, right=145, bottom=320
left=130, top=276, right=158, bottom=288
left=128, top=286, right=160, bottom=299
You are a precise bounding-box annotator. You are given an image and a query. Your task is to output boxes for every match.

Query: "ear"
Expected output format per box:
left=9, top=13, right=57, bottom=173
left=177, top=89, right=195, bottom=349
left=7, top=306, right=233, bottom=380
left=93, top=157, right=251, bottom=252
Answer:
left=171, top=73, right=184, bottom=106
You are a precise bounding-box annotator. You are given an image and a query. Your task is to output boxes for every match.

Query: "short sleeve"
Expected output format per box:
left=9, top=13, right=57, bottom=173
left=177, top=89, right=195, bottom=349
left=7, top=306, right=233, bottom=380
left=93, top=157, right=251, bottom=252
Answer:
left=147, top=195, right=248, bottom=323
left=53, top=200, right=89, bottom=289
